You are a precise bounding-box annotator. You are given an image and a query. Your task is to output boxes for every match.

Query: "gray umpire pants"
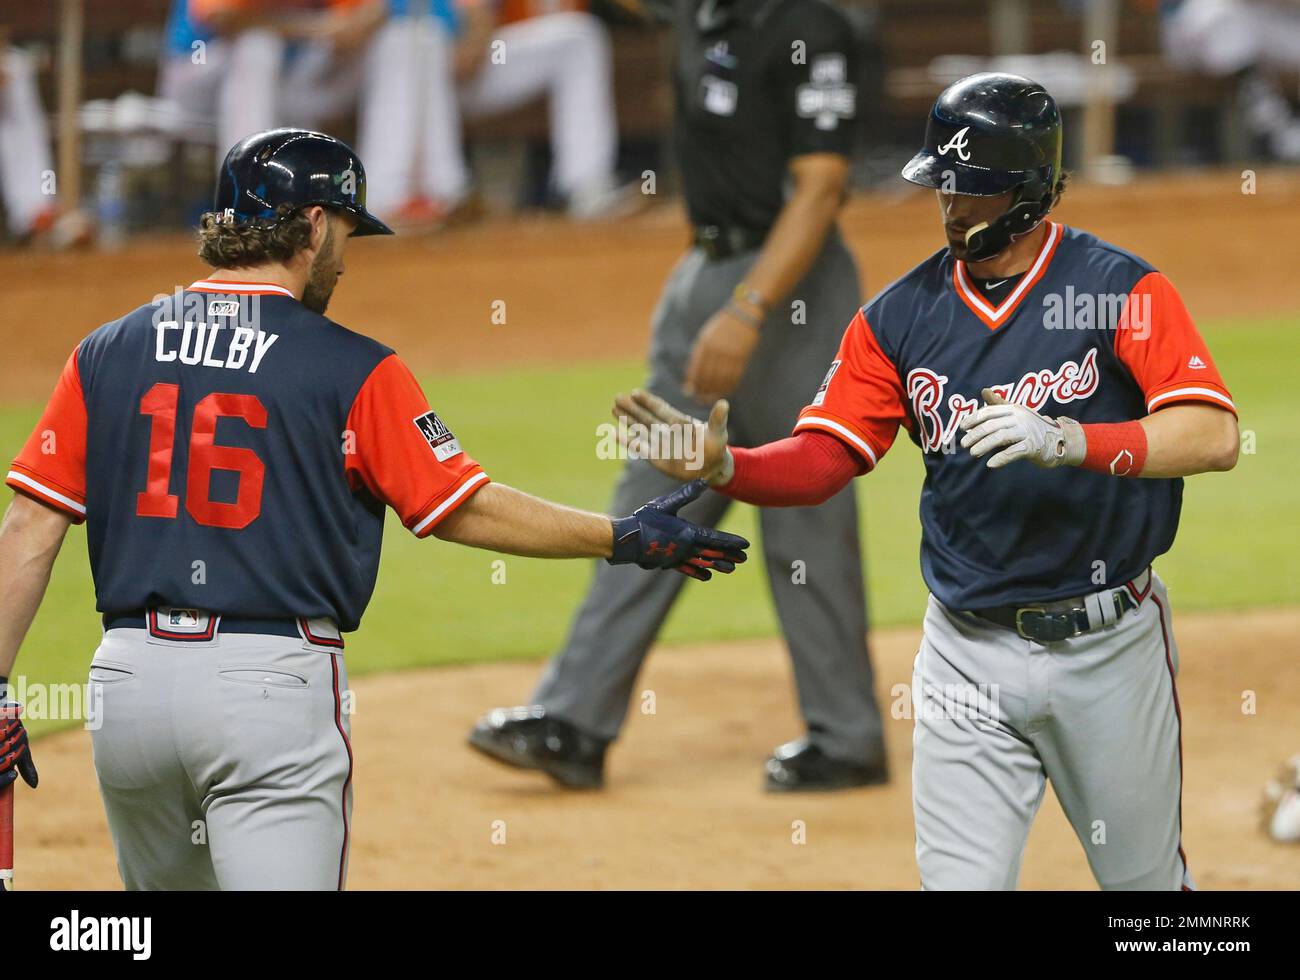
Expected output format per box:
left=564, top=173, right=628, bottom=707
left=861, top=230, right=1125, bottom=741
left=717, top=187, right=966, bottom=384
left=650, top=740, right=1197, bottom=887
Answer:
left=533, top=231, right=885, bottom=764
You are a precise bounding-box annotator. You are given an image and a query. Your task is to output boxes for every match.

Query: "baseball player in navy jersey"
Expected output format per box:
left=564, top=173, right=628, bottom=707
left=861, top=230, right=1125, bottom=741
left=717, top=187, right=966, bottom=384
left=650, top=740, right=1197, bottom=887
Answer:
left=0, top=128, right=747, bottom=890
left=617, top=73, right=1240, bottom=890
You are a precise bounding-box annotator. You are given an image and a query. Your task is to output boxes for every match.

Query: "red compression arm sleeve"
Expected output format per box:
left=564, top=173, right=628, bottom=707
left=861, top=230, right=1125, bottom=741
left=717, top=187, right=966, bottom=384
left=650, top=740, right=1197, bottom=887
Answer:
left=718, top=431, right=865, bottom=506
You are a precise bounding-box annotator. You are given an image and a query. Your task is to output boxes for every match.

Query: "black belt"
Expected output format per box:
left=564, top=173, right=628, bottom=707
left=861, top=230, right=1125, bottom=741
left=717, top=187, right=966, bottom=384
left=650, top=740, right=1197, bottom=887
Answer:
left=967, top=570, right=1150, bottom=644
left=692, top=224, right=769, bottom=260
left=102, top=608, right=343, bottom=648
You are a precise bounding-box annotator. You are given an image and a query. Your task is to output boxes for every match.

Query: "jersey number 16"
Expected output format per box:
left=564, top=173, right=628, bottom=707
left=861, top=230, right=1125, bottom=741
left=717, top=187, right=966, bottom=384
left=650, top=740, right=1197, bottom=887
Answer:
left=135, top=382, right=267, bottom=529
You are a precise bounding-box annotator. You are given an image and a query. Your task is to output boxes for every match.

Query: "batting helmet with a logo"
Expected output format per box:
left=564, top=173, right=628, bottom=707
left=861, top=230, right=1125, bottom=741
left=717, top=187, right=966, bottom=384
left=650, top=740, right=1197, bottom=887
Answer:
left=902, top=72, right=1062, bottom=261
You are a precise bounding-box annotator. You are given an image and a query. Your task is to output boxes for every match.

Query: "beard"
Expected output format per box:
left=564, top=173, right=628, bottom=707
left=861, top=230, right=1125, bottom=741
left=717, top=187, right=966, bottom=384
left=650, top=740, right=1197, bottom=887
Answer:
left=301, top=224, right=338, bottom=314
left=944, top=224, right=974, bottom=261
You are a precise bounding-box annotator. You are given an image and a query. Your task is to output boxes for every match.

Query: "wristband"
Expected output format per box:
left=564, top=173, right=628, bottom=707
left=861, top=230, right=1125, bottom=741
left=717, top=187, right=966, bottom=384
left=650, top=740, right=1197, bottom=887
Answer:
left=733, top=282, right=768, bottom=313
left=1079, top=421, right=1148, bottom=476
left=725, top=300, right=762, bottom=329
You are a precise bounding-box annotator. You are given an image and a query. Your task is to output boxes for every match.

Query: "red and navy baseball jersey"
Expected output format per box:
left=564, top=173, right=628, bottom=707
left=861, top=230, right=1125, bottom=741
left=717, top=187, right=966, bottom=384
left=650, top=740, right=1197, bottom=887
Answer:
left=795, top=222, right=1235, bottom=609
left=6, top=279, right=489, bottom=631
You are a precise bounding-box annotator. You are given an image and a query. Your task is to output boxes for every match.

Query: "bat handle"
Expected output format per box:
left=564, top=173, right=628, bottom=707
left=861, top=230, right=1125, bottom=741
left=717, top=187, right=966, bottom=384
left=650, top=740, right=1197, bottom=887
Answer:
left=0, top=699, right=17, bottom=891
left=0, top=781, right=13, bottom=891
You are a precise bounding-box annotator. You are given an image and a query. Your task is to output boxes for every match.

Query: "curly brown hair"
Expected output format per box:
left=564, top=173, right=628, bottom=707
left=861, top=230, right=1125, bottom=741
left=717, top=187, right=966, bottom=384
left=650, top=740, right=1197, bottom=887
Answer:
left=196, top=205, right=314, bottom=268
left=1049, top=169, right=1071, bottom=211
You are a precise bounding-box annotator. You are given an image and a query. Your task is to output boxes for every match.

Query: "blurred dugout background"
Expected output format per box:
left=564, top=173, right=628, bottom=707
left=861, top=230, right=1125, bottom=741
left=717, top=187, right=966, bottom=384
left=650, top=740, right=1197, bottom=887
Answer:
left=2, top=0, right=1299, bottom=249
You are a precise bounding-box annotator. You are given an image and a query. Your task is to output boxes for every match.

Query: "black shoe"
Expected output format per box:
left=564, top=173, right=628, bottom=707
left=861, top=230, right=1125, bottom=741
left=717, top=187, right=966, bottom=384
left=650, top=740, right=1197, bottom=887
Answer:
left=764, top=737, right=889, bottom=793
left=468, top=706, right=608, bottom=789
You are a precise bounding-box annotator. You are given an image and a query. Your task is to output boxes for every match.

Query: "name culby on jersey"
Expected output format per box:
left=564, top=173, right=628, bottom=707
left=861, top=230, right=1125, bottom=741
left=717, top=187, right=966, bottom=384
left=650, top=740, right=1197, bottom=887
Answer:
left=50, top=910, right=151, bottom=960
left=152, top=321, right=279, bottom=373
left=150, top=289, right=279, bottom=373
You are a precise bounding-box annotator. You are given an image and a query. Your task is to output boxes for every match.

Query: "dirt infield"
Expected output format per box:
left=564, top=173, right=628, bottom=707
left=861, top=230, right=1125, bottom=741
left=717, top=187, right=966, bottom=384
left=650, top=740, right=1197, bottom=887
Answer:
left=2, top=169, right=1299, bottom=399
left=18, top=608, right=1300, bottom=890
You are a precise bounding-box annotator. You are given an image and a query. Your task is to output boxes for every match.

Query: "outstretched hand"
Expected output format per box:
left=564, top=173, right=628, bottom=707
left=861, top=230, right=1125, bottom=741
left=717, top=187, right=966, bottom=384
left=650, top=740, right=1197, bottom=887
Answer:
left=609, top=479, right=749, bottom=581
left=612, top=389, right=733, bottom=485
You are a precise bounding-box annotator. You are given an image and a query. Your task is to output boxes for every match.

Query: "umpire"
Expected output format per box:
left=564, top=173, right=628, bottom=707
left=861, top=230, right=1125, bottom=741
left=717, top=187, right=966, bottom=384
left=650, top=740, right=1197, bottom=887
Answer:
left=469, top=0, right=885, bottom=791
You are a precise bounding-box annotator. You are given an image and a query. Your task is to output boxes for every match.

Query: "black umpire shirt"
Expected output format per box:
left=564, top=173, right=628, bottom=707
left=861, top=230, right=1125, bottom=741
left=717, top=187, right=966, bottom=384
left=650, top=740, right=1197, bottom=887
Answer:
left=672, top=0, right=859, bottom=232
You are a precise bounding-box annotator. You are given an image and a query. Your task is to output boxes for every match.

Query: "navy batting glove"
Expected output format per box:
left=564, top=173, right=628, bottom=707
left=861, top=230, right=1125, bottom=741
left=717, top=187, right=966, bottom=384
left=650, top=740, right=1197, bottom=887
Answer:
left=609, top=479, right=749, bottom=581
left=0, top=679, right=37, bottom=790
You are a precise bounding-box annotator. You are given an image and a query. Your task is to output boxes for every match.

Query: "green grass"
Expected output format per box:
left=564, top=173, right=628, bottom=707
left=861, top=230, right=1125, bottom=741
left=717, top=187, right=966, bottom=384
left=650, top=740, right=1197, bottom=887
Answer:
left=5, top=315, right=1296, bottom=737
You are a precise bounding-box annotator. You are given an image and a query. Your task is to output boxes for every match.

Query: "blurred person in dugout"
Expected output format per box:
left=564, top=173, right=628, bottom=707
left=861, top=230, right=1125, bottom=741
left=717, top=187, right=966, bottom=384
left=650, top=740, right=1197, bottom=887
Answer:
left=0, top=28, right=87, bottom=247
left=1158, top=0, right=1300, bottom=161
left=358, top=0, right=631, bottom=225
left=157, top=0, right=386, bottom=165
left=469, top=0, right=888, bottom=793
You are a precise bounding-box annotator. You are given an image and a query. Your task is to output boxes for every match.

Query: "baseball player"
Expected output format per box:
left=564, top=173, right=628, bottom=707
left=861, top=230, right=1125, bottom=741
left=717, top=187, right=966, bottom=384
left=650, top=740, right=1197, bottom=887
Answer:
left=161, top=0, right=387, bottom=165
left=0, top=30, right=67, bottom=244
left=618, top=73, right=1240, bottom=889
left=0, top=129, right=747, bottom=890
left=469, top=0, right=888, bottom=793
left=358, top=0, right=626, bottom=224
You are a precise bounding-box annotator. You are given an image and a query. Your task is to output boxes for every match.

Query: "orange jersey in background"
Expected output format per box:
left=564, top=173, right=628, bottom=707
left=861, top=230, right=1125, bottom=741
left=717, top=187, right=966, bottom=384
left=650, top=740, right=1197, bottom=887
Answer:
left=191, top=0, right=371, bottom=21
left=498, top=0, right=589, bottom=25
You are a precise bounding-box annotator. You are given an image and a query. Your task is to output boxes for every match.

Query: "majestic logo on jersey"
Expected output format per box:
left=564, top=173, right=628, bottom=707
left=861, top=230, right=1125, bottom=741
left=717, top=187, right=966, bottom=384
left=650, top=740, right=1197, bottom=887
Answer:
left=907, top=347, right=1100, bottom=452
left=414, top=411, right=463, bottom=463
left=797, top=54, right=856, bottom=132
left=152, top=287, right=260, bottom=331
left=208, top=300, right=240, bottom=317
left=936, top=126, right=972, bottom=161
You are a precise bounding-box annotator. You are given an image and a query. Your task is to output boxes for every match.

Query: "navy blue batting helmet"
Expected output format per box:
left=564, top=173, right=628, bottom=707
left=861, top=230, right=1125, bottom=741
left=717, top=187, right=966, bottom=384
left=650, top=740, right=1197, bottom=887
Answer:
left=902, top=73, right=1062, bottom=260
left=214, top=128, right=393, bottom=237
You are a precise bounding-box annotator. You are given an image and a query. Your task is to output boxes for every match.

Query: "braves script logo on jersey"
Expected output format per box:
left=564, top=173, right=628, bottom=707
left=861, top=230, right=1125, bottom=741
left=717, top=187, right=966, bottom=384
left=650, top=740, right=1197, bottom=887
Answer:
left=907, top=347, right=1100, bottom=452
left=413, top=411, right=463, bottom=463
left=937, top=126, right=972, bottom=161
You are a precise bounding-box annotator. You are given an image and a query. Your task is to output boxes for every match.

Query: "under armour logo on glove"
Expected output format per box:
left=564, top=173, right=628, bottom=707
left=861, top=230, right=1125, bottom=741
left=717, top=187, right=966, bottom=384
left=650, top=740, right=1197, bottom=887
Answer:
left=609, top=480, right=749, bottom=580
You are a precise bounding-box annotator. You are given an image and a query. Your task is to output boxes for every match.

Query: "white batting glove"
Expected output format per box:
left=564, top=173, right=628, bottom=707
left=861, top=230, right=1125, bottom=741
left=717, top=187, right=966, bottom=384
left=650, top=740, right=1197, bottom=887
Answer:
left=958, top=389, right=1086, bottom=469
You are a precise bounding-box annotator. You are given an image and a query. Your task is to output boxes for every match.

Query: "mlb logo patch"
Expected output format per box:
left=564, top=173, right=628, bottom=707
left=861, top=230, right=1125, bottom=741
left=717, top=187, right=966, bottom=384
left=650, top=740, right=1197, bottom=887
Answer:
left=208, top=299, right=240, bottom=317
left=150, top=606, right=215, bottom=642
left=414, top=411, right=463, bottom=462
left=169, top=608, right=200, bottom=628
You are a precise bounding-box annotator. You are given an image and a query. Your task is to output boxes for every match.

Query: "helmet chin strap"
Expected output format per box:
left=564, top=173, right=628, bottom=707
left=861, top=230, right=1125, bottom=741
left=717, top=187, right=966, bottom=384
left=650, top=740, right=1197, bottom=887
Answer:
left=962, top=178, right=1050, bottom=262
left=963, top=218, right=1038, bottom=262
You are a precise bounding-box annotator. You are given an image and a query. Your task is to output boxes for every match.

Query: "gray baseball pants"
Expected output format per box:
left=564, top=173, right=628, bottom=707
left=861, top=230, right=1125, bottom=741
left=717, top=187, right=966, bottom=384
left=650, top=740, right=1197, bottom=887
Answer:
left=89, top=624, right=353, bottom=890
left=912, top=572, right=1194, bottom=890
